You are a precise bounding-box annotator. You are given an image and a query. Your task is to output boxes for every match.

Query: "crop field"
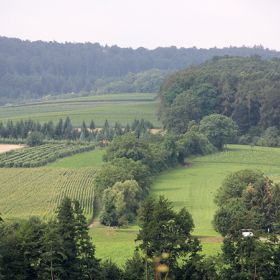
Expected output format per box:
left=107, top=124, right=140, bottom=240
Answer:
left=90, top=145, right=280, bottom=265
left=0, top=142, right=95, bottom=167
left=48, top=148, right=105, bottom=169
left=0, top=93, right=160, bottom=127
left=0, top=168, right=96, bottom=220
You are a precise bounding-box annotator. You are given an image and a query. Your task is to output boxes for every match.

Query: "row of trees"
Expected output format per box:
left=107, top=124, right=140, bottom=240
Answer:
left=0, top=198, right=100, bottom=280
left=95, top=114, right=236, bottom=227
left=0, top=117, right=153, bottom=143
left=2, top=194, right=280, bottom=279
left=159, top=56, right=280, bottom=139
left=95, top=133, right=181, bottom=226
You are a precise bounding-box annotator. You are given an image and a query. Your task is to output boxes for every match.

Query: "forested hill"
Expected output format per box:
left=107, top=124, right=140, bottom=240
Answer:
left=159, top=56, right=280, bottom=134
left=1, top=36, right=280, bottom=104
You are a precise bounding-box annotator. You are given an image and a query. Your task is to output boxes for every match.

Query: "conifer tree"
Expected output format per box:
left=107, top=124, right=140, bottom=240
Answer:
left=56, top=197, right=79, bottom=280
left=73, top=200, right=100, bottom=280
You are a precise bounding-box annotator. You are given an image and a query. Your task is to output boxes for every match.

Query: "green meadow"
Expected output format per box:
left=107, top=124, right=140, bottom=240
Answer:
left=1, top=144, right=280, bottom=265
left=90, top=145, right=280, bottom=265
left=48, top=148, right=105, bottom=169
left=0, top=93, right=160, bottom=127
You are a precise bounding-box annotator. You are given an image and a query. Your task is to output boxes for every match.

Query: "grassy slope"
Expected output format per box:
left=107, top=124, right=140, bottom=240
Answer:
left=2, top=145, right=280, bottom=265
left=0, top=93, right=160, bottom=127
left=48, top=149, right=105, bottom=168
left=90, top=145, right=280, bottom=265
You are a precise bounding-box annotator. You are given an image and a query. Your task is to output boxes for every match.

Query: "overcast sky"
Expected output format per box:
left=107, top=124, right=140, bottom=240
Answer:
left=1, top=0, right=279, bottom=50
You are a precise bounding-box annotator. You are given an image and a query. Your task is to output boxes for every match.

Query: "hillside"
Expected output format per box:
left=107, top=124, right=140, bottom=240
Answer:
left=159, top=56, right=280, bottom=134
left=90, top=145, right=280, bottom=264
left=0, top=93, right=160, bottom=127
left=1, top=36, right=280, bottom=103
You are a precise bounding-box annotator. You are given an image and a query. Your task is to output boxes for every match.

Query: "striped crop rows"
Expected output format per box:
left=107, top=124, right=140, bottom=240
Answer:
left=0, top=143, right=95, bottom=167
left=0, top=168, right=96, bottom=220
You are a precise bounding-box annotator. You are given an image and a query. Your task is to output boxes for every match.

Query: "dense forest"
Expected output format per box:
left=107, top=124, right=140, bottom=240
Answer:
left=1, top=36, right=280, bottom=104
left=159, top=56, right=280, bottom=140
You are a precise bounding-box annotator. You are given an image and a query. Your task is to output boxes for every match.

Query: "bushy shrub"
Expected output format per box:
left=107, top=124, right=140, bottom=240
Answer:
left=177, top=131, right=216, bottom=161
left=26, top=131, right=44, bottom=146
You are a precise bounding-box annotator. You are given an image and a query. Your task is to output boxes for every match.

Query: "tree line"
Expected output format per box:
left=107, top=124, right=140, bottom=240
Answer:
left=94, top=114, right=237, bottom=227
left=0, top=117, right=154, bottom=144
left=1, top=36, right=280, bottom=103
left=159, top=56, right=280, bottom=146
left=2, top=190, right=280, bottom=279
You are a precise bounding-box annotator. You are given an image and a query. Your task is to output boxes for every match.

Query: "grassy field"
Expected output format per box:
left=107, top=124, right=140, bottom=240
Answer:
left=90, top=145, right=280, bottom=265
left=0, top=168, right=96, bottom=221
left=2, top=144, right=280, bottom=265
left=48, top=148, right=105, bottom=169
left=0, top=93, right=160, bottom=127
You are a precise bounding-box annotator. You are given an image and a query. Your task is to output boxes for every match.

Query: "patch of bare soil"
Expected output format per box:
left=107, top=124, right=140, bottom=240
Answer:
left=198, top=236, right=224, bottom=243
left=89, top=220, right=101, bottom=228
left=0, top=144, right=25, bottom=154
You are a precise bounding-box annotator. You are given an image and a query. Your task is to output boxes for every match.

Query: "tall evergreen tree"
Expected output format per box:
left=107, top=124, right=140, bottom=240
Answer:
left=56, top=197, right=79, bottom=280
left=73, top=200, right=100, bottom=280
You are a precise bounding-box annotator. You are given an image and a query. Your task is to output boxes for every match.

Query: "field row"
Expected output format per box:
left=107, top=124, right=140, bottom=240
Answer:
left=0, top=143, right=95, bottom=167
left=0, top=96, right=160, bottom=127
left=0, top=168, right=96, bottom=220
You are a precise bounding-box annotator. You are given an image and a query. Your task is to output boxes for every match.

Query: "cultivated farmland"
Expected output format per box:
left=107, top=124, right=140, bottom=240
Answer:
left=0, top=168, right=96, bottom=220
left=0, top=93, right=160, bottom=127
left=0, top=142, right=95, bottom=167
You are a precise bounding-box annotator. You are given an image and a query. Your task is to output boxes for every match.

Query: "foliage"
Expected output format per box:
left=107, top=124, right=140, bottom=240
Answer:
left=160, top=56, right=280, bottom=134
left=0, top=117, right=156, bottom=143
left=213, top=169, right=280, bottom=236
left=0, top=142, right=95, bottom=168
left=103, top=134, right=152, bottom=166
left=26, top=131, right=44, bottom=146
left=199, top=114, right=239, bottom=150
left=0, top=198, right=100, bottom=280
left=256, top=126, right=280, bottom=147
left=100, top=259, right=123, bottom=280
left=1, top=37, right=279, bottom=103
left=177, top=130, right=216, bottom=161
left=219, top=236, right=280, bottom=279
left=137, top=196, right=196, bottom=278
left=100, top=180, right=141, bottom=226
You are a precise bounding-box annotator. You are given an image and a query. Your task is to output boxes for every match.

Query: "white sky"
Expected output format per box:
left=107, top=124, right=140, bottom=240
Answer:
left=0, top=0, right=279, bottom=50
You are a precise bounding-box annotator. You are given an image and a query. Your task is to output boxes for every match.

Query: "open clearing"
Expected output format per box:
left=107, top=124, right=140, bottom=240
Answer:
left=90, top=145, right=280, bottom=265
left=0, top=144, right=25, bottom=154
left=0, top=93, right=160, bottom=127
left=0, top=168, right=96, bottom=221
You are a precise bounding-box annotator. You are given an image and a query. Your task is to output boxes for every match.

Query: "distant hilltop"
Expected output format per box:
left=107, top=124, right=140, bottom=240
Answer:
left=0, top=36, right=280, bottom=104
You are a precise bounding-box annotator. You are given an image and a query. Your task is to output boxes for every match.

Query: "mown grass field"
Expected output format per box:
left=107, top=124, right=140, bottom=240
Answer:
left=0, top=168, right=96, bottom=221
left=48, top=148, right=104, bottom=169
left=0, top=93, right=160, bottom=127
left=89, top=145, right=280, bottom=265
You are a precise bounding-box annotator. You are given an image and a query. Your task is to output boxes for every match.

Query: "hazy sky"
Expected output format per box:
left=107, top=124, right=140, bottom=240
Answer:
left=1, top=0, right=279, bottom=50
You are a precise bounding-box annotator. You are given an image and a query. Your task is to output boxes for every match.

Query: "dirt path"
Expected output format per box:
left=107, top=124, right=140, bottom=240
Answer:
left=89, top=220, right=101, bottom=228
left=0, top=144, right=25, bottom=154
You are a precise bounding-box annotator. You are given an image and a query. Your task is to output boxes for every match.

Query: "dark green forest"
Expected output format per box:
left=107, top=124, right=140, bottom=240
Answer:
left=159, top=56, right=280, bottom=139
left=1, top=36, right=280, bottom=104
